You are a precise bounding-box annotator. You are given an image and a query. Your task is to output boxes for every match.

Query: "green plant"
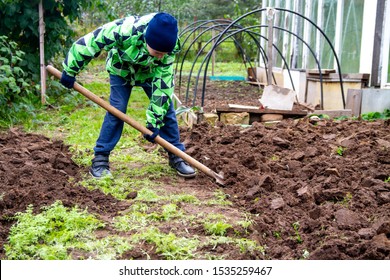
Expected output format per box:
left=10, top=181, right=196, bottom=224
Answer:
left=4, top=201, right=105, bottom=260
left=0, top=35, right=40, bottom=126
left=361, top=109, right=390, bottom=121
left=206, top=190, right=232, bottom=206
left=148, top=203, right=182, bottom=221
left=336, top=146, right=345, bottom=156
left=204, top=220, right=233, bottom=236
left=235, top=238, right=265, bottom=254
left=384, top=177, right=390, bottom=183
left=113, top=212, right=150, bottom=232
left=81, top=175, right=133, bottom=200
left=170, top=193, right=200, bottom=204
left=237, top=214, right=253, bottom=234
left=132, top=227, right=199, bottom=260
left=292, top=221, right=303, bottom=244
left=273, top=231, right=282, bottom=239
left=339, top=192, right=353, bottom=207
left=270, top=155, right=279, bottom=161
left=0, top=0, right=96, bottom=77
left=205, top=236, right=265, bottom=256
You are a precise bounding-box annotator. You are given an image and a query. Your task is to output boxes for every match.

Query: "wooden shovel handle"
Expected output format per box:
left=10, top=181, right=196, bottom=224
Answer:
left=46, top=65, right=224, bottom=184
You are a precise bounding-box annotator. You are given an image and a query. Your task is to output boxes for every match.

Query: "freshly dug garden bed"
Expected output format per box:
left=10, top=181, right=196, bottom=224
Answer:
left=181, top=117, right=390, bottom=259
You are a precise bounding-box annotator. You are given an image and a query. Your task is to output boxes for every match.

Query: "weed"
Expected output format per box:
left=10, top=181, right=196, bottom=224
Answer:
left=203, top=217, right=233, bottom=236
left=170, top=193, right=199, bottom=204
left=132, top=227, right=199, bottom=260
left=148, top=203, right=182, bottom=221
left=292, top=221, right=303, bottom=244
left=237, top=214, right=254, bottom=233
left=161, top=203, right=180, bottom=220
left=207, top=236, right=234, bottom=249
left=336, top=146, right=345, bottom=156
left=339, top=192, right=353, bottom=207
left=384, top=177, right=390, bottom=183
left=235, top=238, right=265, bottom=254
left=131, top=202, right=149, bottom=213
left=135, top=188, right=162, bottom=202
left=74, top=236, right=133, bottom=260
left=81, top=175, right=135, bottom=200
left=206, top=190, right=232, bottom=206
left=113, top=211, right=149, bottom=232
left=114, top=203, right=183, bottom=231
left=273, top=231, right=282, bottom=239
left=5, top=201, right=105, bottom=260
left=270, top=155, right=279, bottom=161
left=205, top=236, right=265, bottom=255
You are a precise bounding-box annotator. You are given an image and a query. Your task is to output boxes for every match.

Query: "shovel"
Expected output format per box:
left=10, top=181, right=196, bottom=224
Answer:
left=46, top=65, right=224, bottom=185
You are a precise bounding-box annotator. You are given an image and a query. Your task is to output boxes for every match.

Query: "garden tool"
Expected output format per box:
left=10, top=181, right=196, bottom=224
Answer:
left=46, top=65, right=224, bottom=186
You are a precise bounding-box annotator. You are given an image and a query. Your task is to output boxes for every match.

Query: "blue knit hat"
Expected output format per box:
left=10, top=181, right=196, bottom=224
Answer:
left=145, top=12, right=178, bottom=53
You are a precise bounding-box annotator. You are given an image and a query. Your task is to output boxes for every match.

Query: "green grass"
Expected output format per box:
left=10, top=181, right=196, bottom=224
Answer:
left=131, top=227, right=200, bottom=260
left=4, top=201, right=132, bottom=260
left=177, top=61, right=248, bottom=77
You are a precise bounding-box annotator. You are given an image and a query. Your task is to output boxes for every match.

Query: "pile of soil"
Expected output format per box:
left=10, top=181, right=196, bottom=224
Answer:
left=1, top=80, right=389, bottom=259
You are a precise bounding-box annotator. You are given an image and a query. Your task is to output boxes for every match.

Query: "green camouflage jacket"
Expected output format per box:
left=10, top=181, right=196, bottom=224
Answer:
left=62, top=13, right=181, bottom=129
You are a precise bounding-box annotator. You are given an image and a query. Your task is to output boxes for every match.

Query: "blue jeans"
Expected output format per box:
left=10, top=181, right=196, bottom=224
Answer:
left=93, top=74, right=185, bottom=156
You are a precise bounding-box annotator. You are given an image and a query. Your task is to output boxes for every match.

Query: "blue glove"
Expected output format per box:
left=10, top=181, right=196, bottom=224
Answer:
left=60, top=71, right=76, bottom=89
left=143, top=124, right=160, bottom=143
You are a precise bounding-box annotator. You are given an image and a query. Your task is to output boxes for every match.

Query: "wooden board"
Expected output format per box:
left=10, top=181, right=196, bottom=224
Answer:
left=216, top=106, right=308, bottom=124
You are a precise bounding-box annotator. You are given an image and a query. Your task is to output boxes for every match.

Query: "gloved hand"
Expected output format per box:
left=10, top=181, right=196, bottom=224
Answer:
left=143, top=124, right=160, bottom=143
left=60, top=71, right=76, bottom=89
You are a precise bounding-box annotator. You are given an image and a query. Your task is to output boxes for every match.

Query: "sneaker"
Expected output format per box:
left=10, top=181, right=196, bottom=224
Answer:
left=169, top=154, right=196, bottom=178
left=89, top=155, right=112, bottom=178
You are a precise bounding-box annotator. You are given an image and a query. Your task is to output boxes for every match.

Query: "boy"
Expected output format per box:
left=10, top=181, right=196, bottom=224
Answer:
left=60, top=12, right=196, bottom=179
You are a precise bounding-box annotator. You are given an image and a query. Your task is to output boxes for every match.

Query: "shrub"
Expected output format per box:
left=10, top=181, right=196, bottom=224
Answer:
left=0, top=35, right=40, bottom=126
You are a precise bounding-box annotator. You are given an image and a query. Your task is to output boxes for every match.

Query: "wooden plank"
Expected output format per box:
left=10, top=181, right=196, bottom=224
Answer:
left=345, top=89, right=362, bottom=116
left=306, top=69, right=336, bottom=76
left=228, top=104, right=261, bottom=110
left=216, top=106, right=308, bottom=116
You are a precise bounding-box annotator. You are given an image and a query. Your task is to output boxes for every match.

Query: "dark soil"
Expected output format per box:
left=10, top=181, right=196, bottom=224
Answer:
left=181, top=118, right=390, bottom=260
left=1, top=80, right=390, bottom=260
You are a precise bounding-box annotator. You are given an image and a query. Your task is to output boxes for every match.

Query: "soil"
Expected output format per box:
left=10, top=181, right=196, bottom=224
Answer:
left=1, top=80, right=390, bottom=260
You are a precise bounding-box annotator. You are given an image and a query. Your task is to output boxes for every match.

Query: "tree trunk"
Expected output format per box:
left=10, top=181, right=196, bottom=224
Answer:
left=39, top=0, right=46, bottom=104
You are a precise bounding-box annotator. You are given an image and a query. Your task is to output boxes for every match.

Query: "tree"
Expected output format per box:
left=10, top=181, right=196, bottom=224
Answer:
left=0, top=0, right=91, bottom=79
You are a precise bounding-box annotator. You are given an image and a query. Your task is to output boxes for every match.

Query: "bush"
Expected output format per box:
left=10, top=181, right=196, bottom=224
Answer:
left=0, top=35, right=40, bottom=127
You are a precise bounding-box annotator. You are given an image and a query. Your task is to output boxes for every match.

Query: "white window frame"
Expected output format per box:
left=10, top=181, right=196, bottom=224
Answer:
left=381, top=0, right=390, bottom=88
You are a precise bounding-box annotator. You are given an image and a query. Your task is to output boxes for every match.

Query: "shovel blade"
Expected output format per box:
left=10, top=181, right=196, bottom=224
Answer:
left=214, top=171, right=225, bottom=186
